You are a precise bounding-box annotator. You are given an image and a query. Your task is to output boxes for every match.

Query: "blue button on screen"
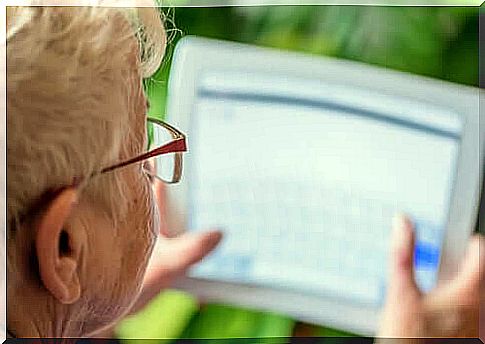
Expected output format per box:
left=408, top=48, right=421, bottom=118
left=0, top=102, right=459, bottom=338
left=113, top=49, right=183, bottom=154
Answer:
left=414, top=242, right=440, bottom=268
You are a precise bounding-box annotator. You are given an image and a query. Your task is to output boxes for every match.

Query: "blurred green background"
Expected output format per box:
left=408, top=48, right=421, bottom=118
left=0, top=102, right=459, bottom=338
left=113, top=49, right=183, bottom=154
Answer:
left=130, top=6, right=479, bottom=343
left=146, top=6, right=479, bottom=119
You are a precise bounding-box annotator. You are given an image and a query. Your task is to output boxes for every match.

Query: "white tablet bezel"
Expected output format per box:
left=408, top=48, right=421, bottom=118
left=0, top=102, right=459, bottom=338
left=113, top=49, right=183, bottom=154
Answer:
left=163, top=36, right=483, bottom=335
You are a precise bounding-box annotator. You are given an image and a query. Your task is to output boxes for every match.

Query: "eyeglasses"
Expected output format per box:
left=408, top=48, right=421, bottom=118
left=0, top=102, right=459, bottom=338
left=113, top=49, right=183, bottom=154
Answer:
left=101, top=117, right=187, bottom=184
left=17, top=118, right=187, bottom=224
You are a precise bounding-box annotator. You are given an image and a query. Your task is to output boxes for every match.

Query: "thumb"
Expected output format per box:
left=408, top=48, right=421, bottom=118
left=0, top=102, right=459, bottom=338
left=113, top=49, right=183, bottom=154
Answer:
left=132, top=231, right=222, bottom=315
left=157, top=230, right=223, bottom=274
left=387, top=214, right=422, bottom=302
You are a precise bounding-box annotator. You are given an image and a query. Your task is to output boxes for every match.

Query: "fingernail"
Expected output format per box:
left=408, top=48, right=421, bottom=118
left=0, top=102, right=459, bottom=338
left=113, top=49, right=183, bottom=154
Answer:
left=392, top=213, right=407, bottom=231
left=206, top=230, right=223, bottom=243
left=210, top=228, right=224, bottom=236
left=391, top=214, right=411, bottom=252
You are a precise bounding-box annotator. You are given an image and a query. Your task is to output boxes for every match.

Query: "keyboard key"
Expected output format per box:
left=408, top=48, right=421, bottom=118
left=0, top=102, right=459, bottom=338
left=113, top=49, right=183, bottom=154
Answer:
left=414, top=242, right=441, bottom=269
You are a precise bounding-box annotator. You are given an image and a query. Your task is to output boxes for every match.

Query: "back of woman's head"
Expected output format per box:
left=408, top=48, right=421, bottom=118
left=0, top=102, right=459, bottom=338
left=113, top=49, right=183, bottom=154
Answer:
left=7, top=5, right=165, bottom=250
left=6, top=5, right=166, bottom=336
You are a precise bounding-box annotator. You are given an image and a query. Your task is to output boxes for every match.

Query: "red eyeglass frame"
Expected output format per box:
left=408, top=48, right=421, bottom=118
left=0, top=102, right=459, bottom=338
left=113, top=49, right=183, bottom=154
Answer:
left=18, top=118, right=187, bottom=223
left=100, top=117, right=187, bottom=181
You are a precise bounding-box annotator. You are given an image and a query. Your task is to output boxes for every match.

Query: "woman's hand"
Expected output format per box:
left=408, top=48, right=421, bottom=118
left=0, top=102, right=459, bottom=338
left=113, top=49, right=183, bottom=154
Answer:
left=376, top=215, right=484, bottom=343
left=131, top=229, right=222, bottom=314
left=129, top=175, right=223, bottom=314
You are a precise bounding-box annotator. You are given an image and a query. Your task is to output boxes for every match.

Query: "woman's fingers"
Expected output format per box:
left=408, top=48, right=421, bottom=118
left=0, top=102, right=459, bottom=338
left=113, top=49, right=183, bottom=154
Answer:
left=164, top=230, right=223, bottom=271
left=133, top=230, right=223, bottom=315
left=377, top=215, right=423, bottom=339
left=147, top=230, right=223, bottom=275
left=452, top=234, right=485, bottom=297
left=387, top=214, right=422, bottom=303
left=426, top=234, right=484, bottom=309
left=377, top=219, right=483, bottom=340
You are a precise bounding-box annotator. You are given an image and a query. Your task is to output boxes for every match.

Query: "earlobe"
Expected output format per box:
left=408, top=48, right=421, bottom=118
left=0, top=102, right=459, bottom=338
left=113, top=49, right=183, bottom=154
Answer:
left=35, top=188, right=82, bottom=304
left=55, top=258, right=81, bottom=304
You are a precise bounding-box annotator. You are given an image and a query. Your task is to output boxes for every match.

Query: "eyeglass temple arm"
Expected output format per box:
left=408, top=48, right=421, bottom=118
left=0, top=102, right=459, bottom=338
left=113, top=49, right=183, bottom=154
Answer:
left=101, top=138, right=187, bottom=174
left=148, top=117, right=184, bottom=139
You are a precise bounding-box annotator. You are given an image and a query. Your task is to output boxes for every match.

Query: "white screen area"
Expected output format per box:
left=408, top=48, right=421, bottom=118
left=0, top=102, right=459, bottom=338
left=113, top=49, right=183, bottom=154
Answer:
left=187, top=72, right=462, bottom=307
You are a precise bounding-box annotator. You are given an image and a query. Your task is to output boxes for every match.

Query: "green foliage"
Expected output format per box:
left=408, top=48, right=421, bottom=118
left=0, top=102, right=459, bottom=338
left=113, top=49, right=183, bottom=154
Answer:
left=117, top=290, right=198, bottom=341
left=147, top=6, right=478, bottom=116
left=137, top=6, right=479, bottom=340
left=170, top=6, right=478, bottom=86
left=181, top=304, right=295, bottom=340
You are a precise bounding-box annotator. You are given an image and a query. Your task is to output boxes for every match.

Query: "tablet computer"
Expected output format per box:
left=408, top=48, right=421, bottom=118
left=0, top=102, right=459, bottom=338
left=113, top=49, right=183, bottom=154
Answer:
left=164, top=36, right=483, bottom=335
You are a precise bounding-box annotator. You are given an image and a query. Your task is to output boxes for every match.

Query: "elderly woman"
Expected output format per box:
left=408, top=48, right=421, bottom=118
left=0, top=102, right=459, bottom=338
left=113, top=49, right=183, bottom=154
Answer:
left=6, top=5, right=483, bottom=340
left=7, top=6, right=222, bottom=337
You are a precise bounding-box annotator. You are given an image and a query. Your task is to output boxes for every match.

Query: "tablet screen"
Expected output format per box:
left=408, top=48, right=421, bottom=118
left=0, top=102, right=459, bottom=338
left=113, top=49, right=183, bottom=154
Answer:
left=186, top=71, right=463, bottom=306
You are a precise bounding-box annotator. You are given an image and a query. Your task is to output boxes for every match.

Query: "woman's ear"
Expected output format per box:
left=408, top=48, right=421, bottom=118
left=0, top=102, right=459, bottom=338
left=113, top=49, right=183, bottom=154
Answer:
left=35, top=187, right=83, bottom=304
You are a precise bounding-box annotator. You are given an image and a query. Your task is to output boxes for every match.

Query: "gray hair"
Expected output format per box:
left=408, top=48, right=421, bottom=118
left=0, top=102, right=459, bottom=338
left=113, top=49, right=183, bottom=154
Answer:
left=6, top=5, right=166, bottom=261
